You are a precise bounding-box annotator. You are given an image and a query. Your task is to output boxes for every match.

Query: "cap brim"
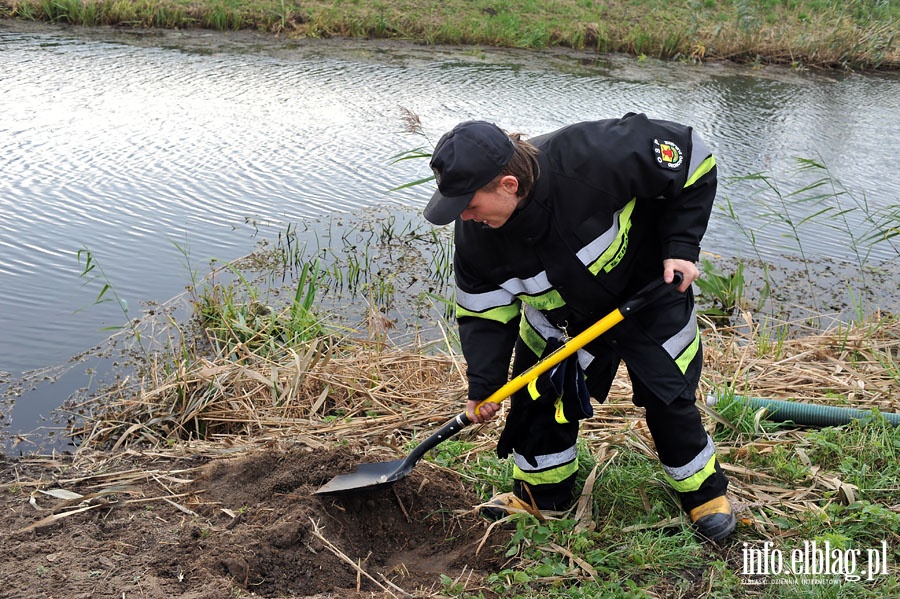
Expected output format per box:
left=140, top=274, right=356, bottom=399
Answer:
left=423, top=188, right=473, bottom=226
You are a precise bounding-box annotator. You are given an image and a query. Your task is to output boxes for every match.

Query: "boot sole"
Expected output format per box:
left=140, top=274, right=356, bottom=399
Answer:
left=694, top=511, right=736, bottom=542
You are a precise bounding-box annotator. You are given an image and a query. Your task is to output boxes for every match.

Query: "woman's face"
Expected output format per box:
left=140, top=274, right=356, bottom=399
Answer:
left=459, top=175, right=520, bottom=228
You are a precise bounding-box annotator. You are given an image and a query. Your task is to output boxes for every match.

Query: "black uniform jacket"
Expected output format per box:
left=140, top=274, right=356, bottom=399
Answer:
left=453, top=113, right=717, bottom=405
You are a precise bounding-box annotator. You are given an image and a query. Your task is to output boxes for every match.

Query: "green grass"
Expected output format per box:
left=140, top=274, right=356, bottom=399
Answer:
left=426, top=414, right=900, bottom=598
left=192, top=258, right=326, bottom=360
left=1, top=0, right=897, bottom=69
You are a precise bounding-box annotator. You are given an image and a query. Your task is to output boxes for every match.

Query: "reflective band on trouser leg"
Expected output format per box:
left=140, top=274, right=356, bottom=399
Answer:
left=666, top=454, right=717, bottom=493
left=663, top=435, right=717, bottom=493
left=513, top=460, right=579, bottom=487
left=512, top=446, right=579, bottom=487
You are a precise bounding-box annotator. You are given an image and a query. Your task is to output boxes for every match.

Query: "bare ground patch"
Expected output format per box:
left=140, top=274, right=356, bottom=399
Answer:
left=1, top=445, right=511, bottom=598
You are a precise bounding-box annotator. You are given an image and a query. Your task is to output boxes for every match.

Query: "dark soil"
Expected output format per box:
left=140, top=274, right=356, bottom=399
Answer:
left=0, top=446, right=512, bottom=598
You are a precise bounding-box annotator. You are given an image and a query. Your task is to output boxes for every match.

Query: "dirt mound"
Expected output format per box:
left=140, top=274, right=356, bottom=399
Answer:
left=0, top=447, right=512, bottom=598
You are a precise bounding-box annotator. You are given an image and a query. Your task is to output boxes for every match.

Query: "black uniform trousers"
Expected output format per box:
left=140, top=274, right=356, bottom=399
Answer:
left=502, top=338, right=729, bottom=513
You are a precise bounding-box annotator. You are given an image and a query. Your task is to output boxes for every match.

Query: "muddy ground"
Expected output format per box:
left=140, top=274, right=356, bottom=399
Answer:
left=0, top=445, right=512, bottom=598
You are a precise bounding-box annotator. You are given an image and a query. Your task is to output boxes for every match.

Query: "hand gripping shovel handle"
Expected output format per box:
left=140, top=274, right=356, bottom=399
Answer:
left=402, top=272, right=683, bottom=467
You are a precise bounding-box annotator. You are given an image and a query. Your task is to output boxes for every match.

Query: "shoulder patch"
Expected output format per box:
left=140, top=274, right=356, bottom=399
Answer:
left=653, top=139, right=684, bottom=170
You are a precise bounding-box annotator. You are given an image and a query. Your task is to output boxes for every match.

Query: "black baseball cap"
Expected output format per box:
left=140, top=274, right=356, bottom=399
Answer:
left=423, top=121, right=515, bottom=225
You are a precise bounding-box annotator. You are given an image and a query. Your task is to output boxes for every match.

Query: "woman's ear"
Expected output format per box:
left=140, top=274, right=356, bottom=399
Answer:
left=500, top=175, right=519, bottom=195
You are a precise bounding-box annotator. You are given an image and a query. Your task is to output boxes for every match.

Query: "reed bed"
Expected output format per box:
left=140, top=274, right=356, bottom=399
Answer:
left=72, top=312, right=899, bottom=459
left=700, top=312, right=900, bottom=413
left=71, top=334, right=470, bottom=453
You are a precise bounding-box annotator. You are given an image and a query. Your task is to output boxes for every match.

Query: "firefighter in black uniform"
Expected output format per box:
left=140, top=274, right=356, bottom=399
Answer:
left=423, top=114, right=735, bottom=542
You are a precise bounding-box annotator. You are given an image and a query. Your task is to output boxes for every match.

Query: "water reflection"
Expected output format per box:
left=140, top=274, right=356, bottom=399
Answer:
left=1, top=24, right=898, bottom=446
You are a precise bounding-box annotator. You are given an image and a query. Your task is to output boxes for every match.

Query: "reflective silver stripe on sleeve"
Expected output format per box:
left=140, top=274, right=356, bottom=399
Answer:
left=688, top=130, right=711, bottom=179
left=455, top=286, right=517, bottom=313
left=500, top=270, right=554, bottom=296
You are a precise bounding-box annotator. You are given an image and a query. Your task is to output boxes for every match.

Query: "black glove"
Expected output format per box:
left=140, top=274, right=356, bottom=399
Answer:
left=497, top=339, right=593, bottom=466
left=551, top=354, right=593, bottom=424
left=525, top=337, right=592, bottom=422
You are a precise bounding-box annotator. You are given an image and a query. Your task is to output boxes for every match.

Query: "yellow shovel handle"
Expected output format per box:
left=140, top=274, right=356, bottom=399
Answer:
left=470, top=272, right=683, bottom=419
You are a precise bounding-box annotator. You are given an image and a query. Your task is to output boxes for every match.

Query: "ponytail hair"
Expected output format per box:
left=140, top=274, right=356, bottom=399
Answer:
left=483, top=133, right=539, bottom=199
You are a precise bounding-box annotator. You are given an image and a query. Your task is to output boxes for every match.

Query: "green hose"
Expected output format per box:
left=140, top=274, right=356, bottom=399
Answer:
left=710, top=394, right=900, bottom=427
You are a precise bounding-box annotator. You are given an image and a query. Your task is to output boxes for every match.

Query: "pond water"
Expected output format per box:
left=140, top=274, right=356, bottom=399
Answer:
left=1, top=22, right=898, bottom=452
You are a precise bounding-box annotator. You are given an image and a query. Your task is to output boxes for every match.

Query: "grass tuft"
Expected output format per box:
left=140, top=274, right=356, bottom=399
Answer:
left=2, top=0, right=897, bottom=70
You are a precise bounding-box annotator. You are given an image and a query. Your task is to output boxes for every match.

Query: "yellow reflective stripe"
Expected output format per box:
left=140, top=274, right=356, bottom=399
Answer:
left=666, top=454, right=716, bottom=493
left=554, top=397, right=569, bottom=424
left=456, top=301, right=520, bottom=324
left=520, top=289, right=566, bottom=311
left=684, top=155, right=716, bottom=188
left=513, top=459, right=579, bottom=487
left=587, top=199, right=635, bottom=275
left=674, top=327, right=701, bottom=374
left=527, top=378, right=541, bottom=401
left=518, top=317, right=547, bottom=357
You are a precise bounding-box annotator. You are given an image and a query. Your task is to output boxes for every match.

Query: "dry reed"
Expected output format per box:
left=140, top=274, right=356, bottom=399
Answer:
left=700, top=311, right=899, bottom=413
left=72, top=313, right=899, bottom=462
left=71, top=335, right=470, bottom=453
left=72, top=314, right=900, bottom=452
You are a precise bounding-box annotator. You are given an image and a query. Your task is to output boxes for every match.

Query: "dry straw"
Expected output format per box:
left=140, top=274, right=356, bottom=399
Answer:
left=63, top=311, right=898, bottom=535
left=72, top=312, right=899, bottom=452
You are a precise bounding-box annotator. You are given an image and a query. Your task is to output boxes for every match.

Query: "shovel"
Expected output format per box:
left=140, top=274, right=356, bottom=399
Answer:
left=314, top=272, right=683, bottom=495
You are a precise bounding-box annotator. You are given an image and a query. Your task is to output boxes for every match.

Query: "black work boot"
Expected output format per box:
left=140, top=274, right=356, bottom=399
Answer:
left=689, top=495, right=736, bottom=541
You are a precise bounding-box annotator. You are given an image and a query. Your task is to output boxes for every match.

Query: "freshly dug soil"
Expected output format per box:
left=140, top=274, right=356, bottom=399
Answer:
left=0, top=446, right=511, bottom=598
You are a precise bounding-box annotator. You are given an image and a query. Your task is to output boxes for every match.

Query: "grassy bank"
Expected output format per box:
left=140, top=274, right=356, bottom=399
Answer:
left=1, top=0, right=897, bottom=70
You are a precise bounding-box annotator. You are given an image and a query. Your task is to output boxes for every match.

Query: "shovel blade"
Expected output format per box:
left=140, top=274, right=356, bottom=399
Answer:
left=314, top=458, right=411, bottom=495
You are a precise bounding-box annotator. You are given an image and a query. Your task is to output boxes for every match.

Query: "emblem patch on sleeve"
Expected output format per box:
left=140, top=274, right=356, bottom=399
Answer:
left=653, top=139, right=684, bottom=170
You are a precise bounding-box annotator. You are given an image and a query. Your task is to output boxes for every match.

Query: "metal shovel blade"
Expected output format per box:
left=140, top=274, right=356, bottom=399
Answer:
left=315, top=413, right=471, bottom=495
left=314, top=458, right=410, bottom=495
